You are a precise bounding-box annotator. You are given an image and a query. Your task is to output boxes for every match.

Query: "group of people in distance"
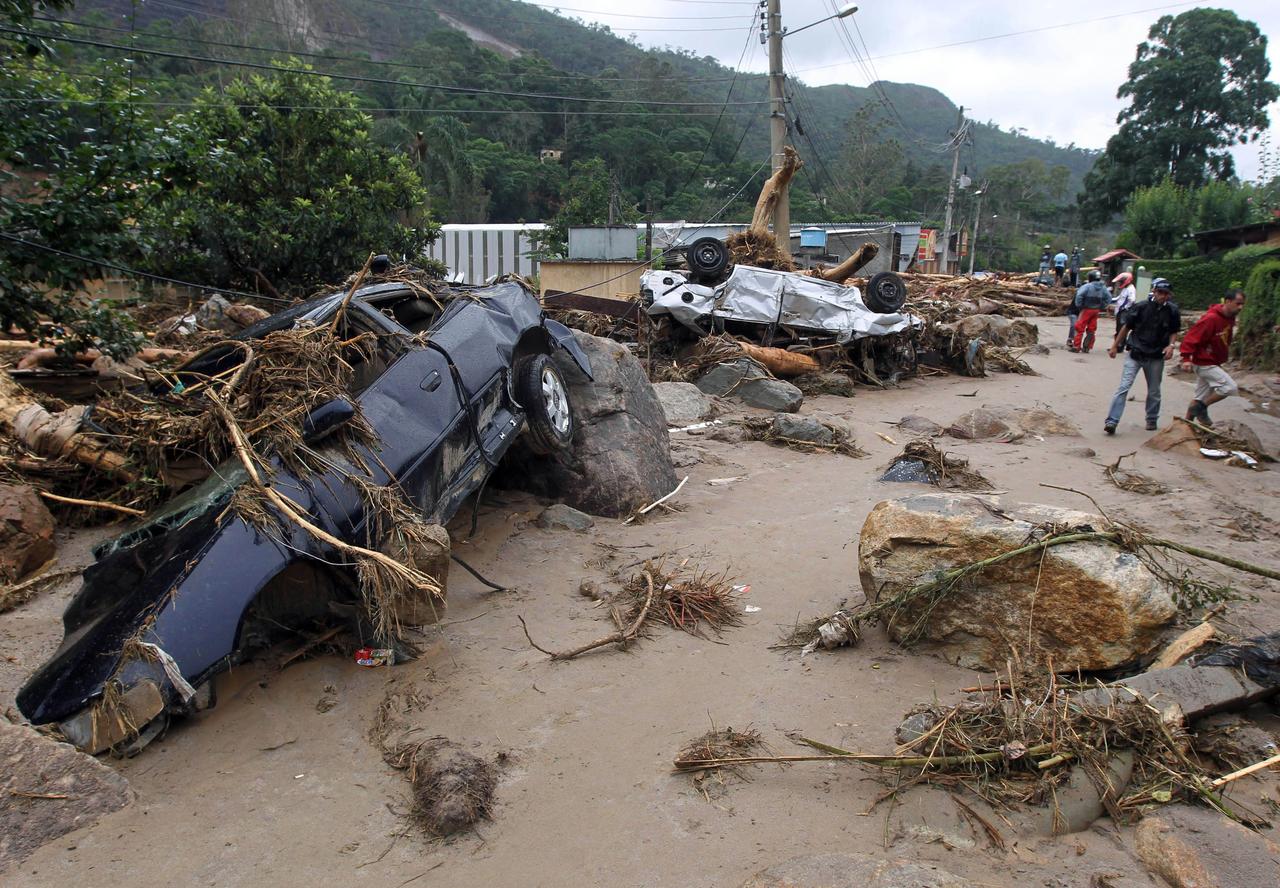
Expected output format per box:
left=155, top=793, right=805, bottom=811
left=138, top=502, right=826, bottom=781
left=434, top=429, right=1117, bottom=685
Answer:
left=1069, top=273, right=1247, bottom=436
left=1037, top=245, right=1084, bottom=288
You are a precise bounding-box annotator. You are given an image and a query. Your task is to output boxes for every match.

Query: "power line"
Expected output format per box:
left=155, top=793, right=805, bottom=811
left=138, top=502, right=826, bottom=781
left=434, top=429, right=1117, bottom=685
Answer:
left=0, top=232, right=291, bottom=303
left=1, top=26, right=771, bottom=106
left=791, top=1, right=1198, bottom=75
left=33, top=16, right=747, bottom=84
left=0, top=96, right=731, bottom=116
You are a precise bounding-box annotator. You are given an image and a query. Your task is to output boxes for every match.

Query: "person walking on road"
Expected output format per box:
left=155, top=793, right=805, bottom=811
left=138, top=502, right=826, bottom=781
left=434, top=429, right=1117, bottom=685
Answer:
left=1181, top=289, right=1247, bottom=427
left=1070, top=270, right=1110, bottom=352
left=1110, top=272, right=1136, bottom=334
left=1053, top=249, right=1069, bottom=286
left=1104, top=278, right=1180, bottom=434
left=1069, top=247, right=1083, bottom=288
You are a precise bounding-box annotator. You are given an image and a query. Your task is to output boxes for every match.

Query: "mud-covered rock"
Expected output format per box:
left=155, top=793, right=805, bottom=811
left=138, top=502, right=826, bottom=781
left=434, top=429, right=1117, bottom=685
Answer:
left=953, top=314, right=1039, bottom=348
left=740, top=853, right=968, bottom=888
left=770, top=414, right=834, bottom=446
left=946, top=408, right=1014, bottom=440
left=1135, top=805, right=1280, bottom=887
left=225, top=303, right=271, bottom=330
left=536, top=503, right=595, bottom=531
left=896, top=415, right=944, bottom=436
left=652, top=381, right=714, bottom=427
left=501, top=332, right=677, bottom=518
left=858, top=493, right=1176, bottom=670
left=0, top=482, right=56, bottom=583
left=795, top=371, right=858, bottom=397
left=696, top=359, right=803, bottom=413
left=0, top=721, right=133, bottom=872
left=382, top=522, right=449, bottom=626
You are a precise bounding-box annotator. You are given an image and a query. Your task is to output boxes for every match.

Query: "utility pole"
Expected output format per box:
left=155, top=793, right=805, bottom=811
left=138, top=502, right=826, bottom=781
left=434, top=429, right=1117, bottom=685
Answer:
left=940, top=105, right=965, bottom=274
left=766, top=0, right=790, bottom=259
left=968, top=183, right=986, bottom=276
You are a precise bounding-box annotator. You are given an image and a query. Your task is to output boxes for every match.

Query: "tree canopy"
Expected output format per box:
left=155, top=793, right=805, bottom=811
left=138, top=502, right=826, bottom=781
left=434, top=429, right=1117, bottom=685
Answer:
left=1080, top=8, right=1278, bottom=226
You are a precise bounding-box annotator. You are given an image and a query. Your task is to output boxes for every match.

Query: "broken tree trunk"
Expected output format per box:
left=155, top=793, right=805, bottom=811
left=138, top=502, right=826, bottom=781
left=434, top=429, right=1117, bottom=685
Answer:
left=813, top=242, right=879, bottom=283
left=750, top=146, right=803, bottom=234
left=0, top=372, right=134, bottom=480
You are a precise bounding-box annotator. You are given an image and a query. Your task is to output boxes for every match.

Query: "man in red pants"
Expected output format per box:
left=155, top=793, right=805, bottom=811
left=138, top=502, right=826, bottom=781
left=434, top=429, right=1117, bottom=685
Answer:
left=1070, top=270, right=1110, bottom=352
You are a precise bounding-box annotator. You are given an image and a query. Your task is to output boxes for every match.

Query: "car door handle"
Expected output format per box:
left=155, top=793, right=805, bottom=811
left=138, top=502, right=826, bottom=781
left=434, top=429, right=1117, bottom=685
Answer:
left=420, top=370, right=442, bottom=392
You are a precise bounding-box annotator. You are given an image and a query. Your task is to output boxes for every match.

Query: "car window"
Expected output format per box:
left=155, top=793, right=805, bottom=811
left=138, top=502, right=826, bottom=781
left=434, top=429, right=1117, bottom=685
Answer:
left=335, top=304, right=406, bottom=395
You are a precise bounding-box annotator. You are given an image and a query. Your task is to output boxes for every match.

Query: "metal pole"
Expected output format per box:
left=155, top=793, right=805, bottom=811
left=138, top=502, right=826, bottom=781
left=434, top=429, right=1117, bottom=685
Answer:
left=968, top=189, right=984, bottom=276
left=767, top=0, right=790, bottom=259
left=940, top=105, right=964, bottom=274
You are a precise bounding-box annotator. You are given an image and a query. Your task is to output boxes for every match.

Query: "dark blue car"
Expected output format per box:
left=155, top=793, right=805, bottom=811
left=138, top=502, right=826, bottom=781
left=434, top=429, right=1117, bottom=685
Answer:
left=18, top=276, right=590, bottom=753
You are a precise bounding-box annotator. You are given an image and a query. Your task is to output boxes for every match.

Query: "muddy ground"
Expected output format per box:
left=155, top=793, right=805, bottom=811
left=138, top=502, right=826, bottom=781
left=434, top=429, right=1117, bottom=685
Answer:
left=3, top=317, right=1279, bottom=887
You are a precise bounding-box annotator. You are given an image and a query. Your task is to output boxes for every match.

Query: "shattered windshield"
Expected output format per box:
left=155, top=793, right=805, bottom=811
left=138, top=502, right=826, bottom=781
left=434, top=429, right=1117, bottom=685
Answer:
left=95, top=463, right=248, bottom=558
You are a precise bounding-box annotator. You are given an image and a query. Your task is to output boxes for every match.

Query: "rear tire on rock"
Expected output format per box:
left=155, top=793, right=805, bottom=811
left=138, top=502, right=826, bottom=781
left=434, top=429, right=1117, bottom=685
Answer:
left=515, top=354, right=575, bottom=455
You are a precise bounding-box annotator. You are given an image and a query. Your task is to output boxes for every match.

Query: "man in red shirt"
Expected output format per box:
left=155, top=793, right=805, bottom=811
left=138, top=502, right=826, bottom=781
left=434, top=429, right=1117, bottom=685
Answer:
left=1180, top=289, right=1246, bottom=427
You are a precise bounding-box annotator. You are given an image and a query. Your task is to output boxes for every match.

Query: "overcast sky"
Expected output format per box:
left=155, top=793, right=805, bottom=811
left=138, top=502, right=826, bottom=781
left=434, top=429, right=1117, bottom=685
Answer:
left=530, top=0, right=1280, bottom=180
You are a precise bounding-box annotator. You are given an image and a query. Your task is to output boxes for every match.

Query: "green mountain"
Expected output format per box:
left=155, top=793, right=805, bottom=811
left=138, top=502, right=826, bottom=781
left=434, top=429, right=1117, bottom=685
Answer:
left=61, top=0, right=1097, bottom=225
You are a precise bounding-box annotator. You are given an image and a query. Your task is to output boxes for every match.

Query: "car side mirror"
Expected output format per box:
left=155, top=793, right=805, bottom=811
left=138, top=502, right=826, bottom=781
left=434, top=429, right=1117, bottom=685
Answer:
left=302, top=397, right=357, bottom=444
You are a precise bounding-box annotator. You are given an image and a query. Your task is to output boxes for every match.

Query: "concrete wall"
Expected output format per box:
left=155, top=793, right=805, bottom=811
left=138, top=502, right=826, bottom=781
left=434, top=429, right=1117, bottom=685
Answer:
left=539, top=260, right=646, bottom=300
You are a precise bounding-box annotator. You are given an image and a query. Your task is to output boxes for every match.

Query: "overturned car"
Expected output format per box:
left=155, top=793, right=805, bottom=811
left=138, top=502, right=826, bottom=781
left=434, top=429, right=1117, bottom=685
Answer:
left=17, top=274, right=590, bottom=753
left=641, top=264, right=921, bottom=382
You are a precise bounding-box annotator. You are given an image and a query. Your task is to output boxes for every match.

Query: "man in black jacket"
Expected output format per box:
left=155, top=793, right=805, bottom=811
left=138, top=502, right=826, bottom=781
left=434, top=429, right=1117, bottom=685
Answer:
left=1103, top=278, right=1180, bottom=434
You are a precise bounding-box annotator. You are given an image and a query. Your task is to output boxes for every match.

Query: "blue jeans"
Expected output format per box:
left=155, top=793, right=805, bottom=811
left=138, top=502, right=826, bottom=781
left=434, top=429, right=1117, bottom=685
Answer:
left=1106, top=355, right=1164, bottom=426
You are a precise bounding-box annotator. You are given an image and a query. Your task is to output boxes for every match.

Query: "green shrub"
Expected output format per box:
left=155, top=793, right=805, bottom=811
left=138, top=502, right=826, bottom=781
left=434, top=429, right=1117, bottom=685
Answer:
left=1233, top=259, right=1280, bottom=370
left=1142, top=249, right=1280, bottom=309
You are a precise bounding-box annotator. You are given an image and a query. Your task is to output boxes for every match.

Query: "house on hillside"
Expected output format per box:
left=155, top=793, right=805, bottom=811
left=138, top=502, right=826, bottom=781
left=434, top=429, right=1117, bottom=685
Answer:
left=1190, top=211, right=1280, bottom=255
left=1093, top=248, right=1142, bottom=281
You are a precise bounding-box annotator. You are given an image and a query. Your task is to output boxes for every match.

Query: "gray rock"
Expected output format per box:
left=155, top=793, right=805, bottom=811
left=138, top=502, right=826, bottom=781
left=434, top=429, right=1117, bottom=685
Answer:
left=770, top=414, right=834, bottom=446
left=1135, top=804, right=1280, bottom=887
left=0, top=721, right=133, bottom=871
left=896, top=415, right=943, bottom=436
left=1066, top=446, right=1097, bottom=458
left=536, top=503, right=595, bottom=531
left=195, top=294, right=237, bottom=332
left=709, top=425, right=749, bottom=444
left=696, top=359, right=803, bottom=413
left=651, top=381, right=714, bottom=427
left=740, top=853, right=969, bottom=888
left=858, top=493, right=1176, bottom=670
left=500, top=332, right=677, bottom=518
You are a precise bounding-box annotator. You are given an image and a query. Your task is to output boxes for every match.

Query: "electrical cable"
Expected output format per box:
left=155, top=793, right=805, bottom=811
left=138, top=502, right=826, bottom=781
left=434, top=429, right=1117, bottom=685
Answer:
left=0, top=96, right=730, bottom=116
left=1, top=26, right=771, bottom=106
left=0, top=232, right=294, bottom=303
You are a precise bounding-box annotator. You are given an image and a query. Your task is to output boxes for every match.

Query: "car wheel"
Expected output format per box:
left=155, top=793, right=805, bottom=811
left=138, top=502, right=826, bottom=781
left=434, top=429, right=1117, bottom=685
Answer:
left=515, top=354, right=574, bottom=454
left=865, top=271, right=908, bottom=313
left=685, top=237, right=729, bottom=283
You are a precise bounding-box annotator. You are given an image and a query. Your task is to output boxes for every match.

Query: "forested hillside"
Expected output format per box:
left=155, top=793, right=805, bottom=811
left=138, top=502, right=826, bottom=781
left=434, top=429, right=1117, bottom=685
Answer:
left=41, top=0, right=1093, bottom=255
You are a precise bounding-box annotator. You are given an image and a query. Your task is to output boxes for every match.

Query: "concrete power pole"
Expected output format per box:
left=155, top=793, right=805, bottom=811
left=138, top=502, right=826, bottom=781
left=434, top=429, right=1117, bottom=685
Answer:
left=968, top=183, right=986, bottom=276
left=940, top=105, right=965, bottom=274
left=766, top=0, right=790, bottom=259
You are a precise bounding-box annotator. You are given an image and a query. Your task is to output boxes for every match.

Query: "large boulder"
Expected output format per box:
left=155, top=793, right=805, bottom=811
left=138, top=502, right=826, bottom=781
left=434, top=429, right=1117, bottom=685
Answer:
left=1135, top=805, right=1280, bottom=887
left=651, top=381, right=714, bottom=427
left=952, top=314, right=1039, bottom=348
left=696, top=359, right=803, bottom=413
left=0, top=721, right=133, bottom=872
left=945, top=408, right=1013, bottom=440
left=0, top=482, right=56, bottom=583
left=857, top=493, right=1176, bottom=670
left=501, top=332, right=677, bottom=518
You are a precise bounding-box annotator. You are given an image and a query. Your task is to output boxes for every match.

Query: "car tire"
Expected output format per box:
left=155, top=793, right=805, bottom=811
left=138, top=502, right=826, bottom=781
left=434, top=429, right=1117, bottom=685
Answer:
left=515, top=354, right=574, bottom=454
left=865, top=271, right=908, bottom=313
left=685, top=237, right=729, bottom=283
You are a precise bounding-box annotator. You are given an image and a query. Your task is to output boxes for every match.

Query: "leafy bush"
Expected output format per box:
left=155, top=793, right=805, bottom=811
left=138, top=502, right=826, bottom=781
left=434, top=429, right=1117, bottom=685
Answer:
left=1233, top=259, right=1280, bottom=370
left=1142, top=249, right=1280, bottom=309
left=139, top=64, right=436, bottom=296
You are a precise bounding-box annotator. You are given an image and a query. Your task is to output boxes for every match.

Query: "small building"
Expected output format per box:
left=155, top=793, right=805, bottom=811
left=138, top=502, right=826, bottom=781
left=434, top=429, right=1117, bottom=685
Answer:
left=1093, top=248, right=1142, bottom=281
left=1190, top=213, right=1280, bottom=255
left=539, top=148, right=563, bottom=164
left=914, top=227, right=969, bottom=274
left=539, top=225, right=646, bottom=301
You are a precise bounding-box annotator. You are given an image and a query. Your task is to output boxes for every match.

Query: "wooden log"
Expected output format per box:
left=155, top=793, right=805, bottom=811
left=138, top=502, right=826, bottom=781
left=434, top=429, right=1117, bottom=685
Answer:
left=813, top=242, right=879, bottom=283
left=1150, top=622, right=1216, bottom=670
left=736, top=341, right=821, bottom=376
left=750, top=146, right=803, bottom=234
left=0, top=373, right=134, bottom=480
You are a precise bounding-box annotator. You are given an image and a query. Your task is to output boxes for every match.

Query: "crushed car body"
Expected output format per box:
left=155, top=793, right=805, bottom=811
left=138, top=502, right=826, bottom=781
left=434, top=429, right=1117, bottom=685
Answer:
left=641, top=265, right=920, bottom=345
left=17, top=276, right=590, bottom=754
